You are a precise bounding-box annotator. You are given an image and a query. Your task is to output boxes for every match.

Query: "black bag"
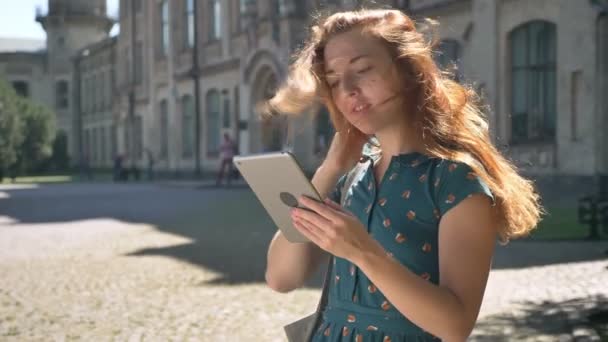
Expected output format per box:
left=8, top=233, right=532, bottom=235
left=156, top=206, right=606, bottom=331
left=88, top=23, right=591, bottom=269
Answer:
left=283, top=256, right=333, bottom=342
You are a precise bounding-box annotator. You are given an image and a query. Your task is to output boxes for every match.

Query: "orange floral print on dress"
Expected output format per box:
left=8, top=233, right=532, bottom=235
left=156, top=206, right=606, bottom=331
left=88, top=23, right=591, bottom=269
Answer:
left=395, top=233, right=406, bottom=243
left=381, top=300, right=391, bottom=311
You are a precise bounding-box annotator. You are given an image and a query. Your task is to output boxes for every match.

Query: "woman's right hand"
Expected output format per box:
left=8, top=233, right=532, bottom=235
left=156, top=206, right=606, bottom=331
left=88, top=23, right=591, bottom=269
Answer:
left=322, top=125, right=369, bottom=175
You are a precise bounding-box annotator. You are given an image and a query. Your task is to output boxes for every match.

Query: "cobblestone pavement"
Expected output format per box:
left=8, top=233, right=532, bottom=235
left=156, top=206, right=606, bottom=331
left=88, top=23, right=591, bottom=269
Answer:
left=0, top=183, right=606, bottom=342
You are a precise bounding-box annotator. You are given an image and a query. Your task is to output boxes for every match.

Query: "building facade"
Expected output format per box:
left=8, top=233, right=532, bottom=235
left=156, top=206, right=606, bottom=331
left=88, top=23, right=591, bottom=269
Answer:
left=411, top=0, right=608, bottom=199
left=0, top=0, right=114, bottom=158
left=2, top=0, right=607, bottom=190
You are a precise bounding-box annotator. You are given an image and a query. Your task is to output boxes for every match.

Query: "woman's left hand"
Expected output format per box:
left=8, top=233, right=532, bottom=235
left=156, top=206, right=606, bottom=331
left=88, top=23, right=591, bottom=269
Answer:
left=291, top=196, right=383, bottom=263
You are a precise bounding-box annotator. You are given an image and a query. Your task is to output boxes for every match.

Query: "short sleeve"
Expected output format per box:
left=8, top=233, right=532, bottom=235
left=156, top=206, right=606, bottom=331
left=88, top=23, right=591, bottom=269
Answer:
left=327, top=173, right=348, bottom=204
left=434, top=161, right=494, bottom=217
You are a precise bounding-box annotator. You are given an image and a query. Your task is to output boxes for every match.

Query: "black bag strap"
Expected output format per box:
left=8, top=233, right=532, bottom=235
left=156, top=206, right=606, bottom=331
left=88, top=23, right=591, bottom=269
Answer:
left=315, top=158, right=367, bottom=313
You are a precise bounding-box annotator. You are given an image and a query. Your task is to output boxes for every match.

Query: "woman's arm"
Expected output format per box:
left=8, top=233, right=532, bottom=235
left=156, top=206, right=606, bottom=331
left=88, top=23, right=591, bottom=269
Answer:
left=265, top=163, right=342, bottom=293
left=353, top=195, right=498, bottom=341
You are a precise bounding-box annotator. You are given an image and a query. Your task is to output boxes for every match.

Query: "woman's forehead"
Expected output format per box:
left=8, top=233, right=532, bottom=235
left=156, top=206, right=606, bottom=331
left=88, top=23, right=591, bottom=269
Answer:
left=324, top=31, right=385, bottom=68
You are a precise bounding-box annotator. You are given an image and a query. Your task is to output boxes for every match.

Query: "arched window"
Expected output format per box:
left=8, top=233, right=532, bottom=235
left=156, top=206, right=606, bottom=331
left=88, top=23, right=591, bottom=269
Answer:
left=181, top=95, right=195, bottom=158
left=206, top=90, right=221, bottom=156
left=509, top=21, right=556, bottom=143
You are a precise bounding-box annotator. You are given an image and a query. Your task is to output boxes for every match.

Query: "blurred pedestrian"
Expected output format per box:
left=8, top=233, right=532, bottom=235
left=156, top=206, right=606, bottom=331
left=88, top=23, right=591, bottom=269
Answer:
left=146, top=148, right=155, bottom=181
left=216, top=133, right=236, bottom=186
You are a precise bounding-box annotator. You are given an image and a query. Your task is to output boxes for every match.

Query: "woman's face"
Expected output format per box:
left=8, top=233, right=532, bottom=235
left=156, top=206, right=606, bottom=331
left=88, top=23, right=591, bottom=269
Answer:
left=323, top=28, right=406, bottom=135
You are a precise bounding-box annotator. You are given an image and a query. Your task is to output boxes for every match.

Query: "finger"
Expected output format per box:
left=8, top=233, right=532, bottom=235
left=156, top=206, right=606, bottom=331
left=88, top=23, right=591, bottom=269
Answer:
left=299, top=196, right=342, bottom=223
left=293, top=207, right=332, bottom=230
left=324, top=198, right=344, bottom=212
left=324, top=198, right=355, bottom=217
left=293, top=217, right=325, bottom=245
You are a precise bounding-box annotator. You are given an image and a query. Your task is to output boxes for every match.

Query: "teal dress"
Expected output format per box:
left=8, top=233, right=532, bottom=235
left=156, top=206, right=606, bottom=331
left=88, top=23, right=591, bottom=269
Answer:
left=311, top=151, right=493, bottom=342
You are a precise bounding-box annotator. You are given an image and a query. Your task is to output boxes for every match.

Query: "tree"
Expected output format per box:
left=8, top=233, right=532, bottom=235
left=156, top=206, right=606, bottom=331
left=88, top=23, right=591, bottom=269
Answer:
left=0, top=80, right=24, bottom=181
left=13, top=98, right=56, bottom=174
left=0, top=78, right=56, bottom=180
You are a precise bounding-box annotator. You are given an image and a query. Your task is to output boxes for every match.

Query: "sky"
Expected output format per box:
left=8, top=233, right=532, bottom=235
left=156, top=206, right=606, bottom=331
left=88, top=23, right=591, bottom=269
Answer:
left=0, top=0, right=119, bottom=40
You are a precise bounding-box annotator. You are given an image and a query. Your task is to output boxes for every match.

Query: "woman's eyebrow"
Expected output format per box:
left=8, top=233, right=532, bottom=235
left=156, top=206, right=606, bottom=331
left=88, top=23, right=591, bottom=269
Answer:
left=326, top=54, right=370, bottom=75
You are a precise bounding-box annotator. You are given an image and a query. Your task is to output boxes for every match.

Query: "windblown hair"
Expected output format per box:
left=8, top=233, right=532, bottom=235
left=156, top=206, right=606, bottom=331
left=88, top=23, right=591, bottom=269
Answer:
left=264, top=8, right=543, bottom=242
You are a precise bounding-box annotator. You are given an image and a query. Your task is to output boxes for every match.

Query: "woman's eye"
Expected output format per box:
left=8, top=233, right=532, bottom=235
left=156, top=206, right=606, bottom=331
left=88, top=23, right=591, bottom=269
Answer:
left=329, top=80, right=340, bottom=89
left=358, top=66, right=372, bottom=74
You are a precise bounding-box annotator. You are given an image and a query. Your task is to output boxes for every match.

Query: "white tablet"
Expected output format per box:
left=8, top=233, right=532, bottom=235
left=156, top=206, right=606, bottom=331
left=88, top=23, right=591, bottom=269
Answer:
left=233, top=151, right=321, bottom=243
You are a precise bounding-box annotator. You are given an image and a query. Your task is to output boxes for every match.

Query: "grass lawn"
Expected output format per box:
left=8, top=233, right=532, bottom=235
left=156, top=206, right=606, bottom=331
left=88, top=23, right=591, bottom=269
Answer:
left=528, top=206, right=605, bottom=240
left=1, top=172, right=114, bottom=184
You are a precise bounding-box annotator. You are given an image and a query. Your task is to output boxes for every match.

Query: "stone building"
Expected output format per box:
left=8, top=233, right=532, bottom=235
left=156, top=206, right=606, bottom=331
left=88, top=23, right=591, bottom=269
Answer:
left=73, top=37, right=118, bottom=168
left=2, top=0, right=607, bottom=191
left=411, top=0, right=608, bottom=195
left=0, top=0, right=114, bottom=158
left=111, top=0, right=607, bottom=186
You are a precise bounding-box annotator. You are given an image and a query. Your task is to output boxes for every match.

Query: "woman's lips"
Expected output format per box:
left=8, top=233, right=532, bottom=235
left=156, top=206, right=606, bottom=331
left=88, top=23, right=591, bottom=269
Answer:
left=351, top=103, right=371, bottom=116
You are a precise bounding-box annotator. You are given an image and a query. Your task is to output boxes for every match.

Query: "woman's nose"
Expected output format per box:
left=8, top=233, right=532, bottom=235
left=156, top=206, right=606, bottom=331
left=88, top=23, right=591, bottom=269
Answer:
left=341, top=73, right=359, bottom=97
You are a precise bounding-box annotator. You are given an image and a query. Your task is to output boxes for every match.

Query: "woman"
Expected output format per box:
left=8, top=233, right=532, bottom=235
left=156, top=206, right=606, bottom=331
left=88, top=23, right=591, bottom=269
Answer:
left=263, top=8, right=542, bottom=342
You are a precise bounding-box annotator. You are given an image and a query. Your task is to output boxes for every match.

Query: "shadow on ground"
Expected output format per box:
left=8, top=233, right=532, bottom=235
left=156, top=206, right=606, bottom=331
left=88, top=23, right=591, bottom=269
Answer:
left=0, top=183, right=606, bottom=288
left=471, top=294, right=608, bottom=341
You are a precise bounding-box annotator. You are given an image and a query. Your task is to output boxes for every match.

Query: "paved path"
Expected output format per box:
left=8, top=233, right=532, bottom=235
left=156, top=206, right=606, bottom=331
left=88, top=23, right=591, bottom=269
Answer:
left=0, top=183, right=606, bottom=341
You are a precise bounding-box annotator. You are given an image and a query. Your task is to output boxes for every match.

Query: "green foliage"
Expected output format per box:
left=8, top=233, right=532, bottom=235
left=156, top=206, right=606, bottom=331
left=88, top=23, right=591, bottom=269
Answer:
left=0, top=78, right=56, bottom=179
left=0, top=80, right=24, bottom=178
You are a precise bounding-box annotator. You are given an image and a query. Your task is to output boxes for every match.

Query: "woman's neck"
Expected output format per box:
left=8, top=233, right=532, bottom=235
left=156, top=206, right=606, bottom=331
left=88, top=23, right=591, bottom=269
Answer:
left=374, top=119, right=425, bottom=158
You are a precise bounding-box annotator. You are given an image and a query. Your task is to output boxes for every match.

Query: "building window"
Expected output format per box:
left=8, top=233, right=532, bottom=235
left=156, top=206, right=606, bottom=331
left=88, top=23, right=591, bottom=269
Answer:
left=134, top=42, right=143, bottom=84
left=206, top=90, right=221, bottom=156
left=92, top=128, right=98, bottom=163
left=55, top=80, right=69, bottom=109
left=111, top=124, right=117, bottom=158
left=160, top=1, right=169, bottom=56
left=84, top=129, right=90, bottom=161
left=11, top=81, right=29, bottom=98
left=184, top=0, right=195, bottom=49
left=223, top=93, right=231, bottom=128
left=209, top=0, right=221, bottom=41
left=435, top=39, right=461, bottom=80
left=160, top=100, right=169, bottom=159
left=100, top=126, right=106, bottom=163
left=134, top=115, right=143, bottom=160
left=509, top=21, right=556, bottom=143
left=271, top=0, right=280, bottom=43
left=181, top=95, right=195, bottom=158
